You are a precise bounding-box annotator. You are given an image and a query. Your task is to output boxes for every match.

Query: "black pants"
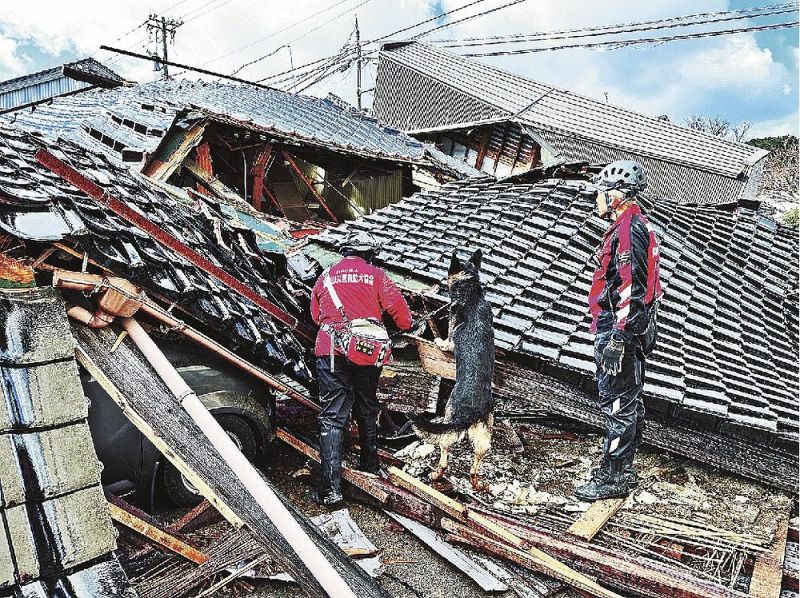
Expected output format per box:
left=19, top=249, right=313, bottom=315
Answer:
left=594, top=331, right=646, bottom=461
left=316, top=356, right=382, bottom=494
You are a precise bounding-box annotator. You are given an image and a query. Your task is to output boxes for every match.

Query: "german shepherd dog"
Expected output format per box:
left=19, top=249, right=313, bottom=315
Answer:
left=412, top=249, right=495, bottom=491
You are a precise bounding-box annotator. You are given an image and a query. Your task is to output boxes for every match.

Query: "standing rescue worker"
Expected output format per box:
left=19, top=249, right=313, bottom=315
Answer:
left=310, top=231, right=412, bottom=506
left=575, top=160, right=662, bottom=502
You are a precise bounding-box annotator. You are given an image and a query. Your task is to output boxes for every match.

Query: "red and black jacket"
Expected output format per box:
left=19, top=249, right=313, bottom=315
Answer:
left=310, top=256, right=412, bottom=357
left=588, top=204, right=662, bottom=339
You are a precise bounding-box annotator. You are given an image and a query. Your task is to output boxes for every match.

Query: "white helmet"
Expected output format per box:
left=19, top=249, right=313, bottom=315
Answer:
left=595, top=160, right=647, bottom=191
left=340, top=230, right=379, bottom=255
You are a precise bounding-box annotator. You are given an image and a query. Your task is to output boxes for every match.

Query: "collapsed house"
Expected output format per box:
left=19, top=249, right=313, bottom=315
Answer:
left=311, top=176, right=800, bottom=492
left=3, top=77, right=478, bottom=222
left=372, top=41, right=770, bottom=203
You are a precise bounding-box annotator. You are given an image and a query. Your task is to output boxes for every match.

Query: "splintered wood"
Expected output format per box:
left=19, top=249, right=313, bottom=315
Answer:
left=750, top=507, right=792, bottom=598
left=567, top=498, right=626, bottom=541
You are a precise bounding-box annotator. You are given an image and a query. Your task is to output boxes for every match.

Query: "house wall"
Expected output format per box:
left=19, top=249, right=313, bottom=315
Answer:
left=0, top=75, right=90, bottom=110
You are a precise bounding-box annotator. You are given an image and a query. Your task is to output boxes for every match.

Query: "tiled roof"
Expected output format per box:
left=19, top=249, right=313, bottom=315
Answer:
left=373, top=42, right=769, bottom=202
left=0, top=287, right=135, bottom=595
left=375, top=42, right=767, bottom=176
left=0, top=123, right=314, bottom=385
left=0, top=58, right=122, bottom=95
left=2, top=78, right=464, bottom=170
left=313, top=177, right=799, bottom=443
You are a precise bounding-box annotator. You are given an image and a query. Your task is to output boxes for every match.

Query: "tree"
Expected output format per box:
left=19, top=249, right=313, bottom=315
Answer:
left=684, top=115, right=751, bottom=142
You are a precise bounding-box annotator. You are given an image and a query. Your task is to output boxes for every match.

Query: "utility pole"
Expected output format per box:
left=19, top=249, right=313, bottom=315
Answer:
left=355, top=17, right=362, bottom=111
left=146, top=13, right=183, bottom=79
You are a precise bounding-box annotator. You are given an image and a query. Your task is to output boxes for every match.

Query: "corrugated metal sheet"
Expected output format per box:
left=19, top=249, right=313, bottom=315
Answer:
left=324, top=169, right=405, bottom=220
left=0, top=76, right=91, bottom=110
left=373, top=42, right=770, bottom=202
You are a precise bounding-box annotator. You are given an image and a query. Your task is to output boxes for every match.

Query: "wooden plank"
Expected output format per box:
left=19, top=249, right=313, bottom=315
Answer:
left=474, top=508, right=749, bottom=598
left=750, top=511, right=791, bottom=598
left=276, top=428, right=389, bottom=503
left=312, top=509, right=381, bottom=578
left=387, top=467, right=622, bottom=598
left=282, top=150, right=338, bottom=223
left=387, top=511, right=508, bottom=593
left=388, top=466, right=467, bottom=521
left=108, top=501, right=209, bottom=565
left=567, top=498, right=626, bottom=542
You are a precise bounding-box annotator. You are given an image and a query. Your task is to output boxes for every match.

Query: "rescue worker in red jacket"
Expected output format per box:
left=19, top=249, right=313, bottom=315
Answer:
left=575, top=160, right=662, bottom=502
left=310, top=231, right=413, bottom=506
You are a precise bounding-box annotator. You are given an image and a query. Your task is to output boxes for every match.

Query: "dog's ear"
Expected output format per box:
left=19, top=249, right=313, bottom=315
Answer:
left=448, top=249, right=463, bottom=276
left=469, top=248, right=482, bottom=270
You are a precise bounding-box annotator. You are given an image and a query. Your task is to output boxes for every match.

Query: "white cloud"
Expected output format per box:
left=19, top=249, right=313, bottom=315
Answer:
left=0, top=36, right=29, bottom=78
left=748, top=110, right=799, bottom=138
left=678, top=36, right=784, bottom=90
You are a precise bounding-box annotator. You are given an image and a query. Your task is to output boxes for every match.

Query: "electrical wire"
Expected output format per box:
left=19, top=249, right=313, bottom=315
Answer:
left=460, top=20, right=799, bottom=56
left=429, top=2, right=798, bottom=44
left=408, top=0, right=531, bottom=40
left=202, top=0, right=353, bottom=67
left=231, top=0, right=373, bottom=76
left=182, top=0, right=237, bottom=24
left=255, top=0, right=507, bottom=84
left=435, top=3, right=799, bottom=48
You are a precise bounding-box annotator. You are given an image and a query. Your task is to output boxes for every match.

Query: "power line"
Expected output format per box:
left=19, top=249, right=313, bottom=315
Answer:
left=231, top=0, right=373, bottom=76
left=256, top=0, right=507, bottom=84
left=273, top=0, right=530, bottom=94
left=430, top=2, right=797, bottom=44
left=460, top=20, right=799, bottom=56
left=408, top=0, right=530, bottom=40
left=434, top=3, right=798, bottom=47
left=202, top=0, right=353, bottom=67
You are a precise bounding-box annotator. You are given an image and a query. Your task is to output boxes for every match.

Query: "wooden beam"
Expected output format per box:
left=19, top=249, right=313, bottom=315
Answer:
left=108, top=501, right=209, bottom=565
left=282, top=151, right=338, bottom=222
left=194, top=142, right=214, bottom=196
left=750, top=510, right=791, bottom=598
left=143, top=121, right=207, bottom=181
left=387, top=467, right=622, bottom=598
left=442, top=519, right=620, bottom=598
left=567, top=498, right=626, bottom=542
left=474, top=131, right=490, bottom=171
left=276, top=428, right=390, bottom=503
left=251, top=145, right=274, bottom=212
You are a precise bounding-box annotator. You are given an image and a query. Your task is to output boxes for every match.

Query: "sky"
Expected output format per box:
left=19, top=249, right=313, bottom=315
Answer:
left=0, top=0, right=797, bottom=140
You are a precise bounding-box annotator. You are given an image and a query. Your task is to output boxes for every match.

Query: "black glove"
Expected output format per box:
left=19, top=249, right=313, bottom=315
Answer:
left=601, top=334, right=626, bottom=376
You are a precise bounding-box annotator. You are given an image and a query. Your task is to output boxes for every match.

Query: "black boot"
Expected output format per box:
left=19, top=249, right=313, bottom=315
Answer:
left=357, top=418, right=380, bottom=475
left=575, top=458, right=630, bottom=501
left=318, top=427, right=344, bottom=506
left=592, top=453, right=638, bottom=488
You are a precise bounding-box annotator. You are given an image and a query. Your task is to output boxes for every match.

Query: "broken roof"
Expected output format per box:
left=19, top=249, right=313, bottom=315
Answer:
left=0, top=123, right=313, bottom=384
left=373, top=42, right=769, bottom=202
left=313, top=177, right=799, bottom=445
left=2, top=77, right=478, bottom=176
left=0, top=287, right=135, bottom=595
